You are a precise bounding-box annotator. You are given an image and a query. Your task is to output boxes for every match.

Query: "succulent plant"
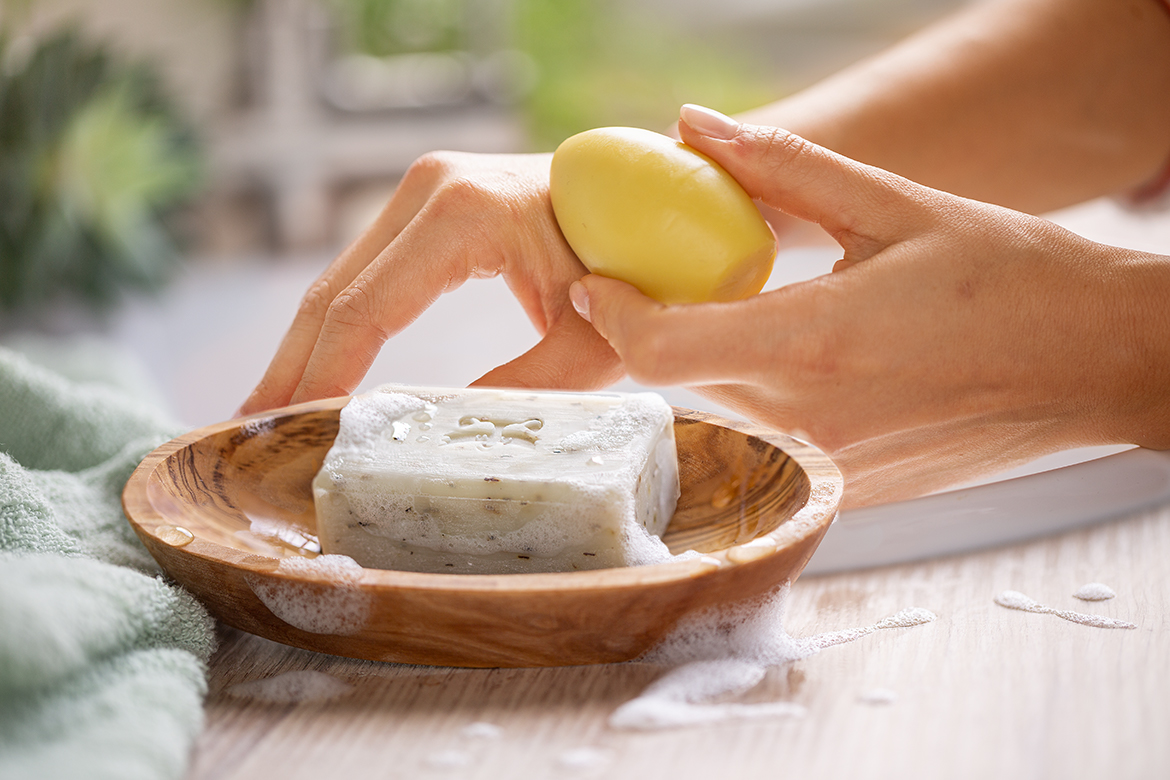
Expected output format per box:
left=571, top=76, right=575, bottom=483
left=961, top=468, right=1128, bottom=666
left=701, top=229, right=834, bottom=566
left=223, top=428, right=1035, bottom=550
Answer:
left=0, top=27, right=201, bottom=319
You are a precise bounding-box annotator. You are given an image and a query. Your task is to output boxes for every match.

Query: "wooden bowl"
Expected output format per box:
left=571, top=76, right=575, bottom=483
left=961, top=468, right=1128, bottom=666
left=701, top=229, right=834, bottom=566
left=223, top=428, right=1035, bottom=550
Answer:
left=122, top=397, right=842, bottom=668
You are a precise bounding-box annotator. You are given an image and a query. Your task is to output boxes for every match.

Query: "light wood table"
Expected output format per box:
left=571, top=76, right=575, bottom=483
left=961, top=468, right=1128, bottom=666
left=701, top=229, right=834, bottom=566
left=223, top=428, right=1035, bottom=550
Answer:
left=188, top=500, right=1169, bottom=780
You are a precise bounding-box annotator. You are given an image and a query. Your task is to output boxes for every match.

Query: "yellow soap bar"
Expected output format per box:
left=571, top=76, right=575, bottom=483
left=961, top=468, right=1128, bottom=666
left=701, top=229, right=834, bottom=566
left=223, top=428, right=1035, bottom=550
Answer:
left=550, top=126, right=776, bottom=304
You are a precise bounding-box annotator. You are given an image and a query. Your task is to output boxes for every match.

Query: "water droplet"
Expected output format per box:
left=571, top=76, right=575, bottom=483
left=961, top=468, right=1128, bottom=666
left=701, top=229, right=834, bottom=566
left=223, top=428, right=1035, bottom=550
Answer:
left=156, top=525, right=194, bottom=547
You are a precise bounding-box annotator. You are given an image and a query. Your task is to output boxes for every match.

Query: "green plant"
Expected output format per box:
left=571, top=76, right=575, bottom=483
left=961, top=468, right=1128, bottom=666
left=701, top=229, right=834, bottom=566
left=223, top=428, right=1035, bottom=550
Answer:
left=326, top=0, right=780, bottom=150
left=0, top=28, right=201, bottom=318
left=512, top=0, right=780, bottom=150
left=330, top=0, right=467, bottom=57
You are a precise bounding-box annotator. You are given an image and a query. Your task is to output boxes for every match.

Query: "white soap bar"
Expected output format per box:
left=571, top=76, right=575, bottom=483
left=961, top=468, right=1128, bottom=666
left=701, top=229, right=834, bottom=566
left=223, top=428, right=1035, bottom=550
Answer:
left=312, top=385, right=680, bottom=573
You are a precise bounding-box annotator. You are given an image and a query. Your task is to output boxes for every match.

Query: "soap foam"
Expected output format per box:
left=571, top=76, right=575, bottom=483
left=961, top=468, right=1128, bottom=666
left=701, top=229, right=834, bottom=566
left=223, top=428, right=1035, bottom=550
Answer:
left=1073, top=582, right=1116, bottom=601
left=558, top=392, right=671, bottom=454
left=994, top=589, right=1136, bottom=629
left=459, top=722, right=503, bottom=740
left=225, top=670, right=352, bottom=704
left=247, top=554, right=372, bottom=635
left=809, top=607, right=937, bottom=650
left=609, top=585, right=935, bottom=730
left=424, top=749, right=472, bottom=770
left=857, top=687, right=897, bottom=706
left=332, top=392, right=429, bottom=451
left=556, top=747, right=615, bottom=771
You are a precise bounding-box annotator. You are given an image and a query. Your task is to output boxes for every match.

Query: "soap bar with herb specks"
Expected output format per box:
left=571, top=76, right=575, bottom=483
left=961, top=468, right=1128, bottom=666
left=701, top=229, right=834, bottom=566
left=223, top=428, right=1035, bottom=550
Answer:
left=312, top=385, right=680, bottom=573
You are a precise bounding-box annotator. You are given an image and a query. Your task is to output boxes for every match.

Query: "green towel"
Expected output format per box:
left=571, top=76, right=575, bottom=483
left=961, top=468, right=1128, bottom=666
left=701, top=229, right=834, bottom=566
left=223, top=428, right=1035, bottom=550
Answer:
left=0, top=344, right=216, bottom=780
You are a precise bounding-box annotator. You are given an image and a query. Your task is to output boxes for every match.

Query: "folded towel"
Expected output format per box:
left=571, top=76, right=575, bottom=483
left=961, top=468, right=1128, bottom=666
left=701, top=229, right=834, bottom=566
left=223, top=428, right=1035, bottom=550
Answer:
left=0, top=344, right=216, bottom=780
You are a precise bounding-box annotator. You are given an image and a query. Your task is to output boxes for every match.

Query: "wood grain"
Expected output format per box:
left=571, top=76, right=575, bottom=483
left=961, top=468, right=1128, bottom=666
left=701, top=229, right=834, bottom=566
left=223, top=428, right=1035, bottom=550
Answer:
left=122, top=398, right=842, bottom=667
left=188, top=503, right=1170, bottom=780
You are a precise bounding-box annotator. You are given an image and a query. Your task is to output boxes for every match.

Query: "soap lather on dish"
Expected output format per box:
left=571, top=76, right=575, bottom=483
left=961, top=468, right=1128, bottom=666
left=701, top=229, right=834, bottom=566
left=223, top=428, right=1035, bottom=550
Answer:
left=312, top=385, right=681, bottom=574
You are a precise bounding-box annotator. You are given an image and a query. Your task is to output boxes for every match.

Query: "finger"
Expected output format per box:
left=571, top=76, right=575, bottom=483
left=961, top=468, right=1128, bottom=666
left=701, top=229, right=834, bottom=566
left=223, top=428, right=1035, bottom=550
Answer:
left=472, top=307, right=625, bottom=390
left=572, top=275, right=794, bottom=388
left=286, top=210, right=479, bottom=405
left=677, top=104, right=930, bottom=257
left=238, top=156, right=449, bottom=415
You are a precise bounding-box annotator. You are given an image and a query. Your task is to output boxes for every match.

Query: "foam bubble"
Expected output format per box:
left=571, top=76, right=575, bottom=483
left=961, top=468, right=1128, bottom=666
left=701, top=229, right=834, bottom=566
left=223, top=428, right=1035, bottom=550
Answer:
left=995, top=589, right=1136, bottom=629
left=857, top=688, right=897, bottom=706
left=334, top=392, right=429, bottom=451
left=810, top=607, right=937, bottom=650
left=459, top=722, right=503, bottom=740
left=1073, top=582, right=1116, bottom=601
left=247, top=554, right=371, bottom=635
left=558, top=392, right=670, bottom=454
left=556, top=747, right=615, bottom=771
left=424, top=749, right=472, bottom=769
left=610, top=585, right=936, bottom=731
left=225, top=670, right=352, bottom=704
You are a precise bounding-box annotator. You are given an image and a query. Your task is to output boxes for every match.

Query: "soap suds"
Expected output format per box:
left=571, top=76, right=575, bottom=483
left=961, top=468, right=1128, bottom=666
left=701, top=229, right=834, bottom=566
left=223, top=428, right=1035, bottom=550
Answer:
left=857, top=688, right=897, bottom=706
left=609, top=585, right=935, bottom=730
left=556, top=747, right=615, bottom=771
left=247, top=554, right=372, bottom=635
left=1073, top=582, right=1116, bottom=601
left=459, top=722, right=503, bottom=740
left=225, top=670, right=352, bottom=704
left=424, top=749, right=472, bottom=770
left=994, top=590, right=1135, bottom=629
left=809, top=607, right=937, bottom=649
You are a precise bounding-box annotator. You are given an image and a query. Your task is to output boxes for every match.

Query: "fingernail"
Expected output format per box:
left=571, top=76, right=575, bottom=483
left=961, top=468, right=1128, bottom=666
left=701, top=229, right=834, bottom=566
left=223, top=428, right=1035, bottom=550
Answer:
left=680, top=104, right=739, bottom=140
left=569, top=281, right=591, bottom=323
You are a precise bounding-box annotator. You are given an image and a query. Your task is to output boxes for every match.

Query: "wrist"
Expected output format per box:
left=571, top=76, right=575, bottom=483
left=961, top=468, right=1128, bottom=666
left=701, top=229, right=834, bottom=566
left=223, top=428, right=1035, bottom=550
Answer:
left=1109, top=248, right=1170, bottom=450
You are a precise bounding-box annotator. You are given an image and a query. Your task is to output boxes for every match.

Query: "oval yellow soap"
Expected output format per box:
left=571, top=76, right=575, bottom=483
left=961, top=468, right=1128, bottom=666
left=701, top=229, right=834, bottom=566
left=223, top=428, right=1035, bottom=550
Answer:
left=549, top=126, right=776, bottom=304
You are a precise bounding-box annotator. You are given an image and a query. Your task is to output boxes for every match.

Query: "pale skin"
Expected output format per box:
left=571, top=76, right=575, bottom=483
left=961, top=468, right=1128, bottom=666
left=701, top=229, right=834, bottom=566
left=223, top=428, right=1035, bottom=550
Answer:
left=239, top=0, right=1170, bottom=506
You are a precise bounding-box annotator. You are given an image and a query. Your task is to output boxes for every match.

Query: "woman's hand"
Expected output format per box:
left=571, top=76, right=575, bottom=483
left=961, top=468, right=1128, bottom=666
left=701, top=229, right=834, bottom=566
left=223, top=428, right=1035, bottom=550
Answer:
left=570, top=106, right=1170, bottom=506
left=238, top=152, right=625, bottom=416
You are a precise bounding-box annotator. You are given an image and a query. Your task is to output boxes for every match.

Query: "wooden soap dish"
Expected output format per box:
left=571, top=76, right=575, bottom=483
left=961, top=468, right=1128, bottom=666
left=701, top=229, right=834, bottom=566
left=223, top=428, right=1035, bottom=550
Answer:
left=122, top=398, right=842, bottom=668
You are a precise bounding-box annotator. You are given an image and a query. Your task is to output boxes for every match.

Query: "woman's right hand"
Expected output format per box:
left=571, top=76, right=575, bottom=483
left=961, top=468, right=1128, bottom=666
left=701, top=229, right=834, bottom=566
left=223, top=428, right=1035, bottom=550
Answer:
left=570, top=106, right=1170, bottom=506
left=238, top=151, right=626, bottom=416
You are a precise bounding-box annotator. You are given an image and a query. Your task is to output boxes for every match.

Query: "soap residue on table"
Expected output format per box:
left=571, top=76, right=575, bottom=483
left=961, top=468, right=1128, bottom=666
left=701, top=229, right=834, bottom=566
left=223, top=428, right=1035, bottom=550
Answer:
left=609, top=584, right=935, bottom=730
left=459, top=722, right=503, bottom=740
left=424, top=749, right=473, bottom=770
left=247, top=554, right=372, bottom=635
left=225, top=669, right=353, bottom=704
left=1073, top=582, right=1116, bottom=601
left=556, top=747, right=615, bottom=772
left=994, top=589, right=1136, bottom=629
left=857, top=687, right=898, bottom=706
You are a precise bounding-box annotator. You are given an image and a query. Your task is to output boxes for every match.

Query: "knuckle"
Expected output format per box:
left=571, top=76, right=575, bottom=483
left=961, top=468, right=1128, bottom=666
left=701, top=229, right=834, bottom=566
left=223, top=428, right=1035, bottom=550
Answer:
left=756, top=128, right=816, bottom=184
left=758, top=128, right=808, bottom=165
left=405, top=150, right=452, bottom=180
left=432, top=174, right=492, bottom=209
left=324, top=283, right=382, bottom=335
left=296, top=277, right=338, bottom=323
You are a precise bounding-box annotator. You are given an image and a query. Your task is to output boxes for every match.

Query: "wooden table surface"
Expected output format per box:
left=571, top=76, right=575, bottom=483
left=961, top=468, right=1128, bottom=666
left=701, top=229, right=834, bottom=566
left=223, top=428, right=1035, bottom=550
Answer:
left=187, top=499, right=1169, bottom=780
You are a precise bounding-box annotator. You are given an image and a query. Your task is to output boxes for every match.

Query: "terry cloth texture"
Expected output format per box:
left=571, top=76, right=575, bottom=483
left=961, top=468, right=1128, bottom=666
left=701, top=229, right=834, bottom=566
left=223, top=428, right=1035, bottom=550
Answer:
left=0, top=345, right=216, bottom=780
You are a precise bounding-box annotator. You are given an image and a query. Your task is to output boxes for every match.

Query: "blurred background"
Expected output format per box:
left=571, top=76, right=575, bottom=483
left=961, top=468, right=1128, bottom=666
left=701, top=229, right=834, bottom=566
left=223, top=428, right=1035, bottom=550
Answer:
left=3, top=0, right=1165, bottom=432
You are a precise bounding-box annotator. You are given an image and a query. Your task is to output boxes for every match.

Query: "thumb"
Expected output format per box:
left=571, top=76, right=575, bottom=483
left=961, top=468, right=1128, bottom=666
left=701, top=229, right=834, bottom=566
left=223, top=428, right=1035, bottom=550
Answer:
left=570, top=276, right=781, bottom=388
left=471, top=308, right=625, bottom=390
left=677, top=103, right=927, bottom=256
